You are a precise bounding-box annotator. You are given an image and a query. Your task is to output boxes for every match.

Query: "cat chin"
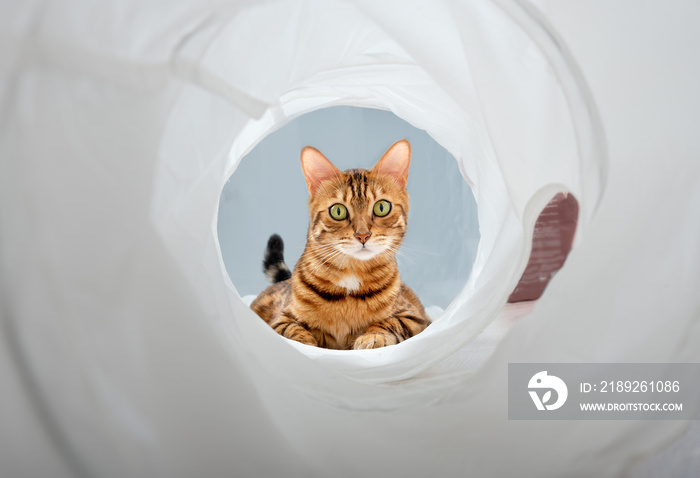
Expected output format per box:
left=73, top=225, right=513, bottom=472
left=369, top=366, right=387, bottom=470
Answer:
left=345, top=247, right=382, bottom=261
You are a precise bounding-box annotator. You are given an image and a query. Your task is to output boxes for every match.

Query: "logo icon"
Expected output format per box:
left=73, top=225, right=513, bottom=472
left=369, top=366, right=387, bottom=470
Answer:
left=528, top=371, right=568, bottom=411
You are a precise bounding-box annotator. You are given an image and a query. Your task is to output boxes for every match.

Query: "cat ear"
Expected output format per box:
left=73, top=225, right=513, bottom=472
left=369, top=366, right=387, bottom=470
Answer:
left=372, top=139, right=411, bottom=188
left=301, top=146, right=342, bottom=195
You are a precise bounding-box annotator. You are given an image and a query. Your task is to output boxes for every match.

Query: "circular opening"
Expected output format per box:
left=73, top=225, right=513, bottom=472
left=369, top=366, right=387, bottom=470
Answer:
left=146, top=2, right=606, bottom=383
left=218, top=106, right=480, bottom=346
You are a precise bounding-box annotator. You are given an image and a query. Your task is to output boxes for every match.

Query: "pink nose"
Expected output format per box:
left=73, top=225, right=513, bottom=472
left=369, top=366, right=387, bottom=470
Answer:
left=354, top=232, right=371, bottom=244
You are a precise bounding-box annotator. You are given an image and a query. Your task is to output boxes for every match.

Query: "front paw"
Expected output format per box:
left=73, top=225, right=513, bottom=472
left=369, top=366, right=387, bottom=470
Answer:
left=293, top=334, right=318, bottom=347
left=272, top=317, right=318, bottom=347
left=353, top=332, right=395, bottom=350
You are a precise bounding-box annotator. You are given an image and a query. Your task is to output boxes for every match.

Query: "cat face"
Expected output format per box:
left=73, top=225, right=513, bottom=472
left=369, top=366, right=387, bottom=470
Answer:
left=301, top=140, right=411, bottom=262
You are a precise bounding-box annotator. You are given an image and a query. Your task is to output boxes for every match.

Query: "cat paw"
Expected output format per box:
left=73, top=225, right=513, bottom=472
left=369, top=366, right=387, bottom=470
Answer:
left=291, top=334, right=318, bottom=347
left=353, top=333, right=393, bottom=350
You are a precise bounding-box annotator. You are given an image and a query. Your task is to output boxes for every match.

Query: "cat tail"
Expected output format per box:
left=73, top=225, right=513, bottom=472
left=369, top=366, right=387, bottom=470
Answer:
left=263, top=234, right=292, bottom=284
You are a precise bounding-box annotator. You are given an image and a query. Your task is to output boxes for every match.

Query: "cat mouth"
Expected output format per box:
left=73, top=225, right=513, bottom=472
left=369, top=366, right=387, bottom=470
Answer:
left=346, top=244, right=381, bottom=261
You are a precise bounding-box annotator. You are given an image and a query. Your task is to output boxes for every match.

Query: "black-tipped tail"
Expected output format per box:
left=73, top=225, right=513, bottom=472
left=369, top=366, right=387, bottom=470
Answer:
left=263, top=234, right=292, bottom=284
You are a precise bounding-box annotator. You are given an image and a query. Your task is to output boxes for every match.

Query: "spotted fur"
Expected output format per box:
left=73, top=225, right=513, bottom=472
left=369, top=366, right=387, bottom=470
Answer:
left=251, top=140, right=430, bottom=350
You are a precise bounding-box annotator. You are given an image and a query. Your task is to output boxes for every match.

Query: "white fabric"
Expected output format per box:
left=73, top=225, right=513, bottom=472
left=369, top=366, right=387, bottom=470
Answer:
left=1, top=0, right=698, bottom=477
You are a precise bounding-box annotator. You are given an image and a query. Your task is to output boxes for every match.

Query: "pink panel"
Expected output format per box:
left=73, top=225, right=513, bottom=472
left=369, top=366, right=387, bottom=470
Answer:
left=508, top=193, right=579, bottom=303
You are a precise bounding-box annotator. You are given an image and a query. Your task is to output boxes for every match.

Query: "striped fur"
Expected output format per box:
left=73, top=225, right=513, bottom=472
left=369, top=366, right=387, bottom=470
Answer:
left=251, top=140, right=430, bottom=349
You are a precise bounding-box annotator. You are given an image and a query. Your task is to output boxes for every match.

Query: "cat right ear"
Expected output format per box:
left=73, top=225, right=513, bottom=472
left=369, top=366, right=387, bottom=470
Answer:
left=372, top=139, right=411, bottom=189
left=301, top=146, right=342, bottom=195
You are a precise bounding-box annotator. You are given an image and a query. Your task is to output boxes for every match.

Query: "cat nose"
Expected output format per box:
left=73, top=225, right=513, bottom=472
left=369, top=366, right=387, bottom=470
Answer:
left=354, top=231, right=371, bottom=244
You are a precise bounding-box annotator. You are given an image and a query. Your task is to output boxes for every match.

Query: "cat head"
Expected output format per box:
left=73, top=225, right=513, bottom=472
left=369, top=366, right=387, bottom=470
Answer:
left=300, top=140, right=411, bottom=262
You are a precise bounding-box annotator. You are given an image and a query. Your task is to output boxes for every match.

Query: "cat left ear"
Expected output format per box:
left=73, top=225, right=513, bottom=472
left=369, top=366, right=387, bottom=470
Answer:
left=301, top=146, right=342, bottom=195
left=372, top=139, right=411, bottom=189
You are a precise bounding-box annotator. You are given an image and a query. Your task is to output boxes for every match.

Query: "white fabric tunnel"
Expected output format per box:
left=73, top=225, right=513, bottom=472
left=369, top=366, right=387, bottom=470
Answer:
left=1, top=1, right=699, bottom=477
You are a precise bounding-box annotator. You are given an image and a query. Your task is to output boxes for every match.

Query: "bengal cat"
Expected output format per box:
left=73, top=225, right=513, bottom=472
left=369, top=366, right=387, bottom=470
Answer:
left=250, top=140, right=430, bottom=349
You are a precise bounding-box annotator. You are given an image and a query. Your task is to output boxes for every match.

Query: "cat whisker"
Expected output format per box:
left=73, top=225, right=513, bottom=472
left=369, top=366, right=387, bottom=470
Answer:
left=305, top=244, right=341, bottom=259
left=309, top=248, right=340, bottom=265
left=389, top=241, right=426, bottom=258
left=309, top=248, right=344, bottom=276
left=393, top=242, right=437, bottom=258
left=304, top=244, right=338, bottom=260
left=306, top=243, right=338, bottom=252
left=378, top=244, right=419, bottom=265
left=318, top=254, right=345, bottom=277
left=339, top=250, right=351, bottom=270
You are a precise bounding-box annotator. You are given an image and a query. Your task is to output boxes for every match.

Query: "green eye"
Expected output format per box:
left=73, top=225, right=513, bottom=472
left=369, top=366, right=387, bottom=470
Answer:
left=329, top=203, right=348, bottom=221
left=373, top=200, right=392, bottom=217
